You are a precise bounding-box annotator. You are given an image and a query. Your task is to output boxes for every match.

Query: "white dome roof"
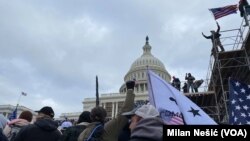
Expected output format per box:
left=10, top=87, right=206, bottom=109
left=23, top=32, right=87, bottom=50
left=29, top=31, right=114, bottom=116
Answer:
left=130, top=51, right=166, bottom=72
left=120, top=36, right=171, bottom=93
left=125, top=36, right=169, bottom=80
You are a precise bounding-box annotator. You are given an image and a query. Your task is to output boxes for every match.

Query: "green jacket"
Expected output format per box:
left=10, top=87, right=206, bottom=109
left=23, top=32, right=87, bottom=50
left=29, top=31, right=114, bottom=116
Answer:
left=77, top=122, right=103, bottom=141
left=102, top=89, right=135, bottom=141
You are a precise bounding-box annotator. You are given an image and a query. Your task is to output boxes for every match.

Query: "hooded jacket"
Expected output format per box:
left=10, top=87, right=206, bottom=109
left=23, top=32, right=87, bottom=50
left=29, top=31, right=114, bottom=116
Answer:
left=3, top=118, right=30, bottom=139
left=14, top=118, right=61, bottom=141
left=129, top=117, right=163, bottom=141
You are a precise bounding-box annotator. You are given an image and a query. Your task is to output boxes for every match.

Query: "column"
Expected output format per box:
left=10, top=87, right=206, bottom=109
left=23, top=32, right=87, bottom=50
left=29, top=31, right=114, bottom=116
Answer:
left=115, top=102, right=118, bottom=118
left=112, top=102, right=115, bottom=118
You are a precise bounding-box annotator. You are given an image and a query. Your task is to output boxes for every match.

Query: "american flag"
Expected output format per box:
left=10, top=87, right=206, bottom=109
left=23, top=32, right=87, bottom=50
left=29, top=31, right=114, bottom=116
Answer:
left=8, top=107, right=17, bottom=121
left=209, top=5, right=238, bottom=20
left=159, top=108, right=184, bottom=125
left=229, top=78, right=250, bottom=125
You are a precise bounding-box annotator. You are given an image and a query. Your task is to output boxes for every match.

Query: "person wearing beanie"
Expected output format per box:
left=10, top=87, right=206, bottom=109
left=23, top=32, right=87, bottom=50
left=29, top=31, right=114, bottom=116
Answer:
left=3, top=110, right=32, bottom=140
left=122, top=104, right=164, bottom=141
left=60, top=111, right=91, bottom=141
left=14, top=106, right=61, bottom=141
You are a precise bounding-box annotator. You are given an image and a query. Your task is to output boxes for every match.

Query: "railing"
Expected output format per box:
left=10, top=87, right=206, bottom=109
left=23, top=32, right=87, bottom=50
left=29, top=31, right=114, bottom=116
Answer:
left=206, top=18, right=249, bottom=88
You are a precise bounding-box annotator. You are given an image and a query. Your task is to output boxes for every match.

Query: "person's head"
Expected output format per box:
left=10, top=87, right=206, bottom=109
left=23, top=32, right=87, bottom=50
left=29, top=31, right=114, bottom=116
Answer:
left=90, top=106, right=107, bottom=123
left=172, top=76, right=175, bottom=80
left=188, top=73, right=191, bottom=76
left=36, top=106, right=55, bottom=119
left=210, top=30, right=215, bottom=34
left=19, top=110, right=33, bottom=122
left=122, top=104, right=159, bottom=131
left=77, top=111, right=91, bottom=124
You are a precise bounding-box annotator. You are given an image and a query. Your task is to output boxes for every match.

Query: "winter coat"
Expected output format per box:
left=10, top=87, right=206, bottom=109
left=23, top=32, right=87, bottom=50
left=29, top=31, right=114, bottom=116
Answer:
left=13, top=118, right=61, bottom=141
left=102, top=89, right=135, bottom=141
left=3, top=118, right=30, bottom=139
left=77, top=122, right=104, bottom=141
left=0, top=128, right=8, bottom=141
left=60, top=122, right=89, bottom=141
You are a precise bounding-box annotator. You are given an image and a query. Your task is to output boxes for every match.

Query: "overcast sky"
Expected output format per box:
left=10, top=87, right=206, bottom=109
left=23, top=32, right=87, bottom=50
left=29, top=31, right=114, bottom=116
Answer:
left=0, top=0, right=244, bottom=117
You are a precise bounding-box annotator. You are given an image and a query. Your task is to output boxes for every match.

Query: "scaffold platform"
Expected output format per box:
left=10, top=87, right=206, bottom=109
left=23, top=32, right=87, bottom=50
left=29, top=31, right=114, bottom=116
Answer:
left=202, top=20, right=250, bottom=123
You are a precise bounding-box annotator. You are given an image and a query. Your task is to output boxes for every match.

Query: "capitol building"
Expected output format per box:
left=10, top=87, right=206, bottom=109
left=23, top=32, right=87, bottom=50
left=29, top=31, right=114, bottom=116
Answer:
left=83, top=36, right=172, bottom=119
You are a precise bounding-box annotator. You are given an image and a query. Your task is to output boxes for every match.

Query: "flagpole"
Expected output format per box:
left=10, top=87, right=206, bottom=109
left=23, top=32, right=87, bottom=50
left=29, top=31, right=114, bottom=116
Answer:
left=10, top=92, right=24, bottom=120
left=147, top=66, right=156, bottom=107
left=96, top=75, right=100, bottom=107
left=15, top=92, right=27, bottom=111
left=16, top=93, right=22, bottom=107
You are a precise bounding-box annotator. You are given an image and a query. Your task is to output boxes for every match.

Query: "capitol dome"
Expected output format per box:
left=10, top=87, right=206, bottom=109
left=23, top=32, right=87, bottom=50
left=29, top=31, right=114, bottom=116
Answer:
left=119, top=36, right=171, bottom=93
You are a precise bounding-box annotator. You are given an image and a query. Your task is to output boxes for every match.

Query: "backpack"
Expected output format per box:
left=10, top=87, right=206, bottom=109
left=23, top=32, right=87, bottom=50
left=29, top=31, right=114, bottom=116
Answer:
left=61, top=125, right=87, bottom=141
left=85, top=123, right=104, bottom=141
left=8, top=125, right=22, bottom=141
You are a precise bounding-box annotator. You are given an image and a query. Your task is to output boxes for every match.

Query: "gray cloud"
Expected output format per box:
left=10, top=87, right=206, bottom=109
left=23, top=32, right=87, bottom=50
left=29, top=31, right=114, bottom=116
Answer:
left=0, top=0, right=242, bottom=117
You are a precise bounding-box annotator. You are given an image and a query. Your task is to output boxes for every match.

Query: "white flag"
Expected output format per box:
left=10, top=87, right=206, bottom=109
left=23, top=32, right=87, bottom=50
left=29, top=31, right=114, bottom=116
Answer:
left=147, top=70, right=217, bottom=125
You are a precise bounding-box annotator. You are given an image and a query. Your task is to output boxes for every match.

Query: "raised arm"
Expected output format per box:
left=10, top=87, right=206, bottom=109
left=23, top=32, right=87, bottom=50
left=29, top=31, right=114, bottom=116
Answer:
left=102, top=81, right=135, bottom=141
left=202, top=32, right=210, bottom=39
left=216, top=22, right=220, bottom=33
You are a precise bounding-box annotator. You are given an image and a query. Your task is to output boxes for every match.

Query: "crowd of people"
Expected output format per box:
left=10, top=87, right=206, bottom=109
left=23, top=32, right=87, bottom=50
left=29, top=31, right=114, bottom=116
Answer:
left=0, top=76, right=204, bottom=141
left=0, top=79, right=206, bottom=141
left=0, top=80, right=164, bottom=141
left=171, top=73, right=204, bottom=93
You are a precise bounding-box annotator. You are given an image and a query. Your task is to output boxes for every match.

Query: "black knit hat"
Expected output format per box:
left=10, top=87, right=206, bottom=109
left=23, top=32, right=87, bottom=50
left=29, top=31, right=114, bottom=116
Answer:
left=36, top=106, right=54, bottom=118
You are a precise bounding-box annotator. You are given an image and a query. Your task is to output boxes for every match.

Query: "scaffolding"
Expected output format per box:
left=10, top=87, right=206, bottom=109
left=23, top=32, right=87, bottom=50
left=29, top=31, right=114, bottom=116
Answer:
left=183, top=19, right=250, bottom=124
left=206, top=19, right=250, bottom=123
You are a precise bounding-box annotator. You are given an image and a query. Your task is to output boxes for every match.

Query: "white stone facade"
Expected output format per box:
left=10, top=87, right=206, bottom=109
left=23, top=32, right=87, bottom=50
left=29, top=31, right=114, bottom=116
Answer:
left=0, top=104, right=37, bottom=119
left=57, top=112, right=82, bottom=121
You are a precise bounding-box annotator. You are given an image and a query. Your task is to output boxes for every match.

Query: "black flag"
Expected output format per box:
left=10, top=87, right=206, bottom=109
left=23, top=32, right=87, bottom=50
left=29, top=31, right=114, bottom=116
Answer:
left=96, top=75, right=99, bottom=107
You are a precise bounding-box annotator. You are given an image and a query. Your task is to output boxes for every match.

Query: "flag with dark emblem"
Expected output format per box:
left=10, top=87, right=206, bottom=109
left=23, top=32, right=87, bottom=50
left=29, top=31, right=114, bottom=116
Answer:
left=147, top=70, right=217, bottom=125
